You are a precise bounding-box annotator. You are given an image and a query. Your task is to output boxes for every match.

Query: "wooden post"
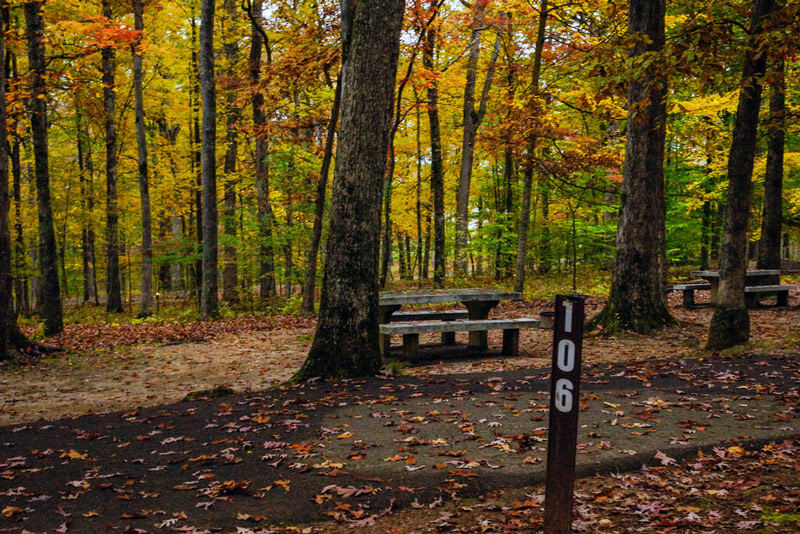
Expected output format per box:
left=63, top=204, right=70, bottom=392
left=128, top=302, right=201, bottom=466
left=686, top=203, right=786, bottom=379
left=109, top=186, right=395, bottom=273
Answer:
left=544, top=294, right=585, bottom=534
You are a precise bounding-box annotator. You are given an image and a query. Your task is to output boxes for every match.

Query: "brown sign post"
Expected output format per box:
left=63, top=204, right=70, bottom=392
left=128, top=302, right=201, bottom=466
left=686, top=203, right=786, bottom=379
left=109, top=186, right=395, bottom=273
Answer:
left=543, top=294, right=585, bottom=534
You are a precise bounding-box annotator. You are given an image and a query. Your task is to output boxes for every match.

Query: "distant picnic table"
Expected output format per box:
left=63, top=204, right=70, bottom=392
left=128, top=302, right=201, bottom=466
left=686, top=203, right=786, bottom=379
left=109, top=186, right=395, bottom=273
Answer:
left=378, top=289, right=536, bottom=359
left=689, top=269, right=794, bottom=307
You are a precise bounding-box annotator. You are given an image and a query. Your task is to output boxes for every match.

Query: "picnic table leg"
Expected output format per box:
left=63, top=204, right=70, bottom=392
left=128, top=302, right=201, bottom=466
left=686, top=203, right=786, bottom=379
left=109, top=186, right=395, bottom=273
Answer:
left=501, top=329, right=519, bottom=356
left=777, top=290, right=789, bottom=307
left=682, top=289, right=695, bottom=306
left=378, top=304, right=401, bottom=357
left=402, top=334, right=419, bottom=361
left=465, top=300, right=499, bottom=351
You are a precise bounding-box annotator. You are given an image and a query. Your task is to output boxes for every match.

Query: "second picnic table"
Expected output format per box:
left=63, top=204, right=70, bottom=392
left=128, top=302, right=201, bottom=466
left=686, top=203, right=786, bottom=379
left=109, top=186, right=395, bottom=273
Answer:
left=378, top=288, right=522, bottom=353
left=690, top=269, right=781, bottom=305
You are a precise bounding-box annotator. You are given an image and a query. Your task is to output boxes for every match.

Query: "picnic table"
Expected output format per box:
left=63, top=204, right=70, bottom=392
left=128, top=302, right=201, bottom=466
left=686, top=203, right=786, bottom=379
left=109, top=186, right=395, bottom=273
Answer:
left=378, top=289, right=523, bottom=356
left=690, top=269, right=785, bottom=306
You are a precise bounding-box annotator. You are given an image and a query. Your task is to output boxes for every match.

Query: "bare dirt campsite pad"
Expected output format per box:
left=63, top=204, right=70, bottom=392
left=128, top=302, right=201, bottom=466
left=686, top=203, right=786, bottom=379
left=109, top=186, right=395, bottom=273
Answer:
left=1, top=293, right=798, bottom=426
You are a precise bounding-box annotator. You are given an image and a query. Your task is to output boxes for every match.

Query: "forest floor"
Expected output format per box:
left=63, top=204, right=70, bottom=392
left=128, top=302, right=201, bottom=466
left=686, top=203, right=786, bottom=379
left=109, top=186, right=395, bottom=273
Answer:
left=1, top=288, right=799, bottom=533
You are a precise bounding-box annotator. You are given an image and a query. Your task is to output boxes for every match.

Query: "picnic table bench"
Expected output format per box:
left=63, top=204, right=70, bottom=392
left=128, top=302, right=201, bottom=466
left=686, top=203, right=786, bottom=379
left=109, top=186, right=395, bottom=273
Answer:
left=744, top=285, right=795, bottom=307
left=380, top=318, right=540, bottom=360
left=689, top=270, right=794, bottom=307
left=671, top=282, right=712, bottom=306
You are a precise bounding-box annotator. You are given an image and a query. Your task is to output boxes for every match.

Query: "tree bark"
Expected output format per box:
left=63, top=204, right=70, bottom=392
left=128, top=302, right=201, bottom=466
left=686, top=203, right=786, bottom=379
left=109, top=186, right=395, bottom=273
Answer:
left=707, top=0, right=777, bottom=350
left=24, top=1, right=62, bottom=336
left=191, top=13, right=203, bottom=300
left=423, top=25, right=446, bottom=287
left=222, top=0, right=239, bottom=305
left=133, top=0, right=152, bottom=317
left=294, top=0, right=404, bottom=381
left=101, top=0, right=123, bottom=313
left=454, top=8, right=501, bottom=274
left=515, top=0, right=547, bottom=293
left=199, top=0, right=218, bottom=320
left=245, top=0, right=277, bottom=302
left=757, top=56, right=784, bottom=272
left=9, top=48, right=29, bottom=315
left=590, top=0, right=673, bottom=334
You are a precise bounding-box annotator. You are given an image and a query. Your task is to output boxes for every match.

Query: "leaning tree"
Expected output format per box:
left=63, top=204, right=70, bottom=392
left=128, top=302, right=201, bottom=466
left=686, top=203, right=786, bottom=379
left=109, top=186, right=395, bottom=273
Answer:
left=292, top=0, right=405, bottom=381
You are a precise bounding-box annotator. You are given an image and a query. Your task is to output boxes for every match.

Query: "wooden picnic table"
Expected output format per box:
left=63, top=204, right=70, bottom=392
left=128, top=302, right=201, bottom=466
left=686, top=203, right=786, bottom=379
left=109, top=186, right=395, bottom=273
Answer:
left=690, top=269, right=781, bottom=305
left=378, top=289, right=522, bottom=351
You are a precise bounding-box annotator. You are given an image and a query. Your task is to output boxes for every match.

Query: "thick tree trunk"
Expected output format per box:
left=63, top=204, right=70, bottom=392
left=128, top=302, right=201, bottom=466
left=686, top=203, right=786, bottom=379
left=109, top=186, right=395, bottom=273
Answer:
left=199, top=0, right=218, bottom=319
left=707, top=0, right=777, bottom=350
left=246, top=1, right=277, bottom=302
left=454, top=10, right=501, bottom=274
left=757, top=57, right=784, bottom=272
left=24, top=1, right=62, bottom=336
left=590, top=0, right=673, bottom=334
left=294, top=0, right=404, bottom=381
left=101, top=0, right=123, bottom=314
left=423, top=26, right=445, bottom=287
left=133, top=0, right=152, bottom=317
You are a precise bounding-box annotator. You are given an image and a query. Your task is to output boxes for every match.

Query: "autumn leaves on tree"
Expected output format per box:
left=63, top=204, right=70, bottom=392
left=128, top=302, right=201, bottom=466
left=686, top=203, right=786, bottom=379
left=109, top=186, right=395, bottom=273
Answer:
left=0, top=1, right=798, bottom=366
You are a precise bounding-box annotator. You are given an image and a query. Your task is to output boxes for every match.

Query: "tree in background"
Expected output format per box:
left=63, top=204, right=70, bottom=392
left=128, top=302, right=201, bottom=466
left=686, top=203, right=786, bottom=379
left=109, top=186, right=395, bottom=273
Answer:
left=294, top=0, right=404, bottom=381
left=707, top=0, right=779, bottom=350
left=24, top=0, right=62, bottom=336
left=590, top=0, right=673, bottom=334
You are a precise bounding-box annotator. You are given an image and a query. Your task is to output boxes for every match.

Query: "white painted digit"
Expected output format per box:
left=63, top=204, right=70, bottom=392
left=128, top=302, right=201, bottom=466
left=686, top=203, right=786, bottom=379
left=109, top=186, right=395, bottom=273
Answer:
left=562, top=300, right=573, bottom=333
left=557, top=339, right=575, bottom=372
left=555, top=379, right=573, bottom=412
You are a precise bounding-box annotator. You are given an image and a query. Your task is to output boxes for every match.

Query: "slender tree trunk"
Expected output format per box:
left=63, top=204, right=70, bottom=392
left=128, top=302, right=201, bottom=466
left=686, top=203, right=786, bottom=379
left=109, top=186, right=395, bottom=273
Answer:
left=757, top=56, right=784, bottom=272
left=132, top=0, right=152, bottom=317
left=246, top=1, right=277, bottom=302
left=379, top=145, right=396, bottom=288
left=396, top=229, right=407, bottom=280
left=423, top=26, right=445, bottom=287
left=9, top=48, right=28, bottom=316
left=590, top=0, right=673, bottom=334
left=415, top=91, right=424, bottom=282
left=700, top=199, right=711, bottom=270
left=454, top=9, right=501, bottom=275
left=538, top=180, right=551, bottom=273
left=221, top=0, right=239, bottom=304
left=76, top=108, right=98, bottom=305
left=707, top=0, right=778, bottom=349
left=294, top=0, right=404, bottom=381
left=300, top=0, right=353, bottom=313
left=24, top=1, right=62, bottom=336
left=170, top=214, right=182, bottom=289
left=514, top=0, right=547, bottom=293
left=199, top=0, right=218, bottom=319
left=101, top=0, right=123, bottom=313
left=191, top=13, right=203, bottom=300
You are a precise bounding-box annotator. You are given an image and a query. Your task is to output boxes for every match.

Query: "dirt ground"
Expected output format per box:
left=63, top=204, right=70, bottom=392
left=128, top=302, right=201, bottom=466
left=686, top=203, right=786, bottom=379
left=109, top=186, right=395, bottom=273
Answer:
left=1, top=293, right=798, bottom=426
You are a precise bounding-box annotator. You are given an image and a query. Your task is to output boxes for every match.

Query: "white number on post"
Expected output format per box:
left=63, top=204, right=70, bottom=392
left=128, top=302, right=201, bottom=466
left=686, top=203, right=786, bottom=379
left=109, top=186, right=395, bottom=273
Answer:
left=555, top=379, right=574, bottom=413
left=562, top=300, right=574, bottom=333
left=557, top=339, right=575, bottom=372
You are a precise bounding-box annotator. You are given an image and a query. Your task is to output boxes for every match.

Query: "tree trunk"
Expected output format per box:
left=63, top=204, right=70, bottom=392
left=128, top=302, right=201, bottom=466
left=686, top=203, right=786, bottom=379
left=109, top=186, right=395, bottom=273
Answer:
left=454, top=9, right=501, bottom=275
left=379, top=144, right=396, bottom=288
left=757, top=57, right=784, bottom=272
left=246, top=0, right=277, bottom=302
left=514, top=0, right=548, bottom=293
left=9, top=49, right=28, bottom=316
left=101, top=0, right=123, bottom=313
left=590, top=0, right=673, bottom=334
left=24, top=1, right=62, bottom=336
left=221, top=0, right=239, bottom=304
left=707, top=0, right=777, bottom=350
left=0, top=3, right=26, bottom=360
left=301, top=1, right=353, bottom=313
left=191, top=13, right=203, bottom=300
left=415, top=89, right=424, bottom=282
left=423, top=26, right=446, bottom=287
left=294, top=0, right=404, bottom=381
left=133, top=0, right=152, bottom=317
left=76, top=108, right=98, bottom=305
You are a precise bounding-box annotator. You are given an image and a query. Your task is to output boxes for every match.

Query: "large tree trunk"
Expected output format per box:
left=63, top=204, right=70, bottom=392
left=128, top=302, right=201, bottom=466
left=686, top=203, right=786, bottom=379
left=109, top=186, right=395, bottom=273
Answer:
left=301, top=0, right=353, bottom=313
left=102, top=0, right=123, bottom=313
left=133, top=0, right=152, bottom=317
left=24, top=1, right=62, bottom=336
left=707, top=0, right=777, bottom=350
left=199, top=0, right=218, bottom=320
left=293, top=0, right=404, bottom=381
left=454, top=9, right=501, bottom=275
left=590, top=0, right=673, bottom=334
left=245, top=0, right=277, bottom=302
left=757, top=56, right=784, bottom=272
left=423, top=25, right=445, bottom=287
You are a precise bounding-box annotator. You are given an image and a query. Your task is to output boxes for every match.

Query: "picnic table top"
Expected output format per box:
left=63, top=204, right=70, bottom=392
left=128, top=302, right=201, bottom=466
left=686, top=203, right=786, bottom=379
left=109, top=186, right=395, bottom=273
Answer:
left=690, top=269, right=780, bottom=278
left=379, top=288, right=522, bottom=306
